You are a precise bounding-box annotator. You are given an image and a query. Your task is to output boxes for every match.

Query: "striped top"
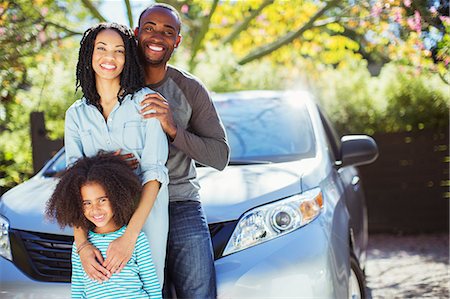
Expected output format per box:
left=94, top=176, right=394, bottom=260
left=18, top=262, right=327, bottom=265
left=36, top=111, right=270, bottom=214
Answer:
left=71, top=226, right=162, bottom=299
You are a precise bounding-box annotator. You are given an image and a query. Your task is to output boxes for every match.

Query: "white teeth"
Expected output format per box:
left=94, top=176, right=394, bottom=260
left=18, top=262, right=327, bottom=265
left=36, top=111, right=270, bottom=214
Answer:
left=100, top=64, right=116, bottom=70
left=148, top=45, right=163, bottom=51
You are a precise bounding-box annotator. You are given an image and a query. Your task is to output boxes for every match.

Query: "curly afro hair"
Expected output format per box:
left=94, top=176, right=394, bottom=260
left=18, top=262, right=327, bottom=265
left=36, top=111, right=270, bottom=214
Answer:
left=76, top=22, right=145, bottom=113
left=46, top=152, right=141, bottom=231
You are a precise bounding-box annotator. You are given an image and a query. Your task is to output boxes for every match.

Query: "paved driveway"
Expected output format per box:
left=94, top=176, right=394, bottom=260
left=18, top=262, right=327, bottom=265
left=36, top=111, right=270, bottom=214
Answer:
left=365, top=233, right=449, bottom=298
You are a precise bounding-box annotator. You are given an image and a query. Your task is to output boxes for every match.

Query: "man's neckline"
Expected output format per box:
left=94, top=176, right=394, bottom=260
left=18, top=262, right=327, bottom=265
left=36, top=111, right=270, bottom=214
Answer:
left=146, top=65, right=174, bottom=88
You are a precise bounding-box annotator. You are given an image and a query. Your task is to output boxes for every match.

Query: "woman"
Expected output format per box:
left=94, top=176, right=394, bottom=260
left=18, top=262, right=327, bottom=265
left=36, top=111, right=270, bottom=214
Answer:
left=64, top=22, right=168, bottom=287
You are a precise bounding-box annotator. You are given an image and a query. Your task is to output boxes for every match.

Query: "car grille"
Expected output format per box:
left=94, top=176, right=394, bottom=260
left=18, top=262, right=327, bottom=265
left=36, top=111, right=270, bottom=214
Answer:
left=9, top=229, right=73, bottom=282
left=209, top=221, right=238, bottom=259
left=9, top=221, right=238, bottom=283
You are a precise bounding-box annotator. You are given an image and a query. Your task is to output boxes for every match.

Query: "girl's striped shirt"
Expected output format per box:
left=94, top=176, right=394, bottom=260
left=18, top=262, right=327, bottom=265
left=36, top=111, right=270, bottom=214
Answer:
left=71, top=226, right=162, bottom=299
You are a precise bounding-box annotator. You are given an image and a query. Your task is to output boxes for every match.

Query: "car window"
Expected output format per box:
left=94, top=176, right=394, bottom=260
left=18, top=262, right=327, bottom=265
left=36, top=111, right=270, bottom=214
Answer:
left=214, top=95, right=316, bottom=164
left=43, top=94, right=317, bottom=176
left=43, top=151, right=66, bottom=177
left=317, top=107, right=340, bottom=163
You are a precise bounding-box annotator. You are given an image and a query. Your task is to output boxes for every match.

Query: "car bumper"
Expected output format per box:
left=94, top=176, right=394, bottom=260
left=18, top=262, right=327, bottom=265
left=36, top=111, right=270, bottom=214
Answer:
left=0, top=217, right=349, bottom=298
left=0, top=258, right=70, bottom=298
left=215, top=217, right=349, bottom=298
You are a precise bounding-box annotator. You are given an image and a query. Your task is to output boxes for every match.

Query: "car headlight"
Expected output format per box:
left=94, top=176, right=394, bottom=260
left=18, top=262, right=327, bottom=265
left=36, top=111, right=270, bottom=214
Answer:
left=223, top=188, right=323, bottom=256
left=0, top=215, right=12, bottom=261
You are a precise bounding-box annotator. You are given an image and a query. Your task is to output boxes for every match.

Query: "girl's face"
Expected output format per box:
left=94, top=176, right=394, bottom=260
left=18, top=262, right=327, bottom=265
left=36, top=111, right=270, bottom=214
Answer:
left=81, top=182, right=118, bottom=234
left=91, top=29, right=126, bottom=83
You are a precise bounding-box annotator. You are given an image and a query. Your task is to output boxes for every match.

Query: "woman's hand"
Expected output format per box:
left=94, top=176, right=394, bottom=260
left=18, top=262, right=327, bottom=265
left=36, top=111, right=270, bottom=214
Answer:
left=113, top=149, right=139, bottom=170
left=104, top=233, right=136, bottom=274
left=79, top=245, right=111, bottom=283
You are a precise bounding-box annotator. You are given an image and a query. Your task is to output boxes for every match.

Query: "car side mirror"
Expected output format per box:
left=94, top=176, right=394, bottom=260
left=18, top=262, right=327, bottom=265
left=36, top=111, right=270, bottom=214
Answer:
left=339, top=135, right=379, bottom=167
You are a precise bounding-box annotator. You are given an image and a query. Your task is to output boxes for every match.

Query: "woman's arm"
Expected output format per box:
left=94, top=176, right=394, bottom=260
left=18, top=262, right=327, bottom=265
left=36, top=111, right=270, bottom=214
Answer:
left=104, top=180, right=160, bottom=273
left=104, top=116, right=169, bottom=273
left=64, top=106, right=85, bottom=167
left=65, top=106, right=110, bottom=282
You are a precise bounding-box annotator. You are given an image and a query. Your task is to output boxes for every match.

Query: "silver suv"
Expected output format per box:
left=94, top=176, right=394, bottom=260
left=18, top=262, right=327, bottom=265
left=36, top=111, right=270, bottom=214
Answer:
left=1, top=90, right=378, bottom=298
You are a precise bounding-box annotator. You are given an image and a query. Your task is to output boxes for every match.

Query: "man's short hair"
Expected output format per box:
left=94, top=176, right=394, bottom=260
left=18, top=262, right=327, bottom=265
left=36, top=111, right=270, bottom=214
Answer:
left=137, top=3, right=182, bottom=32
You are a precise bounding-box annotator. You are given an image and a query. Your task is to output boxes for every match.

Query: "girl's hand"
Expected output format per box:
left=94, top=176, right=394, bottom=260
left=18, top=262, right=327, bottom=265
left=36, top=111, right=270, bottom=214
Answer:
left=104, top=234, right=136, bottom=273
left=79, top=245, right=111, bottom=282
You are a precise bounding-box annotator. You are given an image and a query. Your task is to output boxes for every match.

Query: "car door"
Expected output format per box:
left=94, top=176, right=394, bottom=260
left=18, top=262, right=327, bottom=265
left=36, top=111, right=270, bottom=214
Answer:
left=318, top=108, right=368, bottom=261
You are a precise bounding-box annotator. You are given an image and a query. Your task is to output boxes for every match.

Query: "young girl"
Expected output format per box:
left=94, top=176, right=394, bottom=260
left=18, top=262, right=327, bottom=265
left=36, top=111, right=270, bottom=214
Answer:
left=64, top=22, right=169, bottom=286
left=46, top=153, right=162, bottom=299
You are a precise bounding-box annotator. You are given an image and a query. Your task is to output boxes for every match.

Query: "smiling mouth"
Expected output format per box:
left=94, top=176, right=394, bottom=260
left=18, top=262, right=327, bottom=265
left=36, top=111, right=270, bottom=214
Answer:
left=100, top=63, right=117, bottom=70
left=92, top=215, right=106, bottom=222
left=147, top=44, right=164, bottom=52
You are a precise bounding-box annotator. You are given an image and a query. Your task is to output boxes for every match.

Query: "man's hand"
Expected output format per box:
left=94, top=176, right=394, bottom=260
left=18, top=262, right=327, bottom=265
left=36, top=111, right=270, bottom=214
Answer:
left=79, top=245, right=111, bottom=283
left=113, top=149, right=138, bottom=170
left=104, top=234, right=135, bottom=274
left=140, top=92, right=177, bottom=141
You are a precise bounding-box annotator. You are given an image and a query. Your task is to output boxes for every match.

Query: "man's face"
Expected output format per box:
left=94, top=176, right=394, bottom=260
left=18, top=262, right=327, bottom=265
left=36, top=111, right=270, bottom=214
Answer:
left=136, top=7, right=181, bottom=66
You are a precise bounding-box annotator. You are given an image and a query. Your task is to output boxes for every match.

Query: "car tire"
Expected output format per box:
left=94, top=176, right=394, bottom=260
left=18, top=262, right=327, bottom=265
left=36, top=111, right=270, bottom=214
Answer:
left=349, top=251, right=367, bottom=299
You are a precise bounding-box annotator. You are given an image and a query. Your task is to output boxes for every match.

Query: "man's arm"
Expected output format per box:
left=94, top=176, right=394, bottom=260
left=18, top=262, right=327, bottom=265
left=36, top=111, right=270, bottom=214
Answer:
left=173, top=86, right=229, bottom=170
left=141, top=87, right=230, bottom=170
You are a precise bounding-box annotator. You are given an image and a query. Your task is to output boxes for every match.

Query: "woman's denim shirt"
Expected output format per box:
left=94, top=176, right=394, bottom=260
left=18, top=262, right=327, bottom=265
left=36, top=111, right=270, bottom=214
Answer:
left=64, top=87, right=168, bottom=186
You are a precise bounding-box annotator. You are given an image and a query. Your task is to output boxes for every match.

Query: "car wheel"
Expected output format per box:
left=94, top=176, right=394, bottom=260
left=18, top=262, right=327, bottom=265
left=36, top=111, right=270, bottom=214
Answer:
left=349, top=251, right=367, bottom=299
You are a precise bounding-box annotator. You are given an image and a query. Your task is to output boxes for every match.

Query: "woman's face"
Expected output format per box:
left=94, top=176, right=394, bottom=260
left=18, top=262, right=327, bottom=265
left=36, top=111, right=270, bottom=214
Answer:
left=91, top=29, right=126, bottom=82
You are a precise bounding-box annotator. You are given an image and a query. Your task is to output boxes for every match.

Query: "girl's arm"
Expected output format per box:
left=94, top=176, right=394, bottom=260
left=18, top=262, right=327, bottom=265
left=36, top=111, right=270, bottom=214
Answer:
left=104, top=117, right=169, bottom=273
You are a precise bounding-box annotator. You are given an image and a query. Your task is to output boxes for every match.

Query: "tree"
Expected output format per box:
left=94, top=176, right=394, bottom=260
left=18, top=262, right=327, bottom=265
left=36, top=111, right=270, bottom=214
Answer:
left=1, top=0, right=448, bottom=191
left=159, top=0, right=449, bottom=80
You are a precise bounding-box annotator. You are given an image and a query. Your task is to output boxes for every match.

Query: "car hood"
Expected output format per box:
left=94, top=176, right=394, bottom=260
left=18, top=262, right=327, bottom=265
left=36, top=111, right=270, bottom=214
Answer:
left=199, top=159, right=316, bottom=223
left=0, top=176, right=72, bottom=235
left=0, top=159, right=317, bottom=233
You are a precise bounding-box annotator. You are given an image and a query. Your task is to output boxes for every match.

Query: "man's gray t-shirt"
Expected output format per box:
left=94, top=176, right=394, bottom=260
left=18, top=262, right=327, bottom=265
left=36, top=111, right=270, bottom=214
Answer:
left=147, top=66, right=229, bottom=202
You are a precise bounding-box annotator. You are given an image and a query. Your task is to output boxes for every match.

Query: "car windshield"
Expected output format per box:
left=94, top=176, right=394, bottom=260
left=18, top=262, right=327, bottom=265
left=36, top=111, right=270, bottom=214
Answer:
left=214, top=93, right=316, bottom=164
left=44, top=93, right=316, bottom=176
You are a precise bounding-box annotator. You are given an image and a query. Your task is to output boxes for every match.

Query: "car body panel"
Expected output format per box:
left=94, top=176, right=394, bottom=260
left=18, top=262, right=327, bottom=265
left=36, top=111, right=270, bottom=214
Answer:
left=0, top=90, right=376, bottom=298
left=0, top=176, right=72, bottom=236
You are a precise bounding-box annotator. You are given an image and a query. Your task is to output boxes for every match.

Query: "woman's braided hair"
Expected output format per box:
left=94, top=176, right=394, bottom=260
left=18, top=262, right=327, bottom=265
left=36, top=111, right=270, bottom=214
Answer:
left=76, top=22, right=145, bottom=112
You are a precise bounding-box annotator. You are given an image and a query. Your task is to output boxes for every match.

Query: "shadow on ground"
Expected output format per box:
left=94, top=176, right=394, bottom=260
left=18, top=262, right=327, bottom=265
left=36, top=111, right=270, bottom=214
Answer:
left=364, top=233, right=449, bottom=299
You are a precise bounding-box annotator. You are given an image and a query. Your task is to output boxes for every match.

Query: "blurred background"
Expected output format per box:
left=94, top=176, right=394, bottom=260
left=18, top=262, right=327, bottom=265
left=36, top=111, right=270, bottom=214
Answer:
left=0, top=0, right=448, bottom=238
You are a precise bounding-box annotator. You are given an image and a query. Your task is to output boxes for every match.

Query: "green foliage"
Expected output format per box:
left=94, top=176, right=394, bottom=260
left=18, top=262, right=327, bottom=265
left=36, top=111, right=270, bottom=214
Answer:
left=0, top=0, right=84, bottom=105
left=0, top=42, right=78, bottom=189
left=1, top=0, right=449, bottom=193
left=381, top=65, right=450, bottom=132
left=314, top=62, right=450, bottom=136
left=193, top=44, right=290, bottom=92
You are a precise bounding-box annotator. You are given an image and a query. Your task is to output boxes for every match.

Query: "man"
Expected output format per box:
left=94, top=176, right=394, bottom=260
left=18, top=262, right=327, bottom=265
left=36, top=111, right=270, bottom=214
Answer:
left=135, top=3, right=229, bottom=298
